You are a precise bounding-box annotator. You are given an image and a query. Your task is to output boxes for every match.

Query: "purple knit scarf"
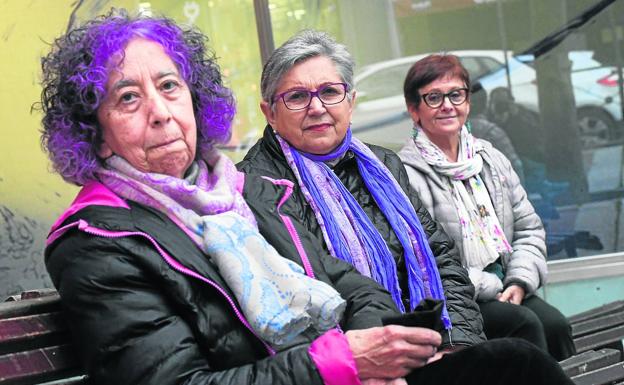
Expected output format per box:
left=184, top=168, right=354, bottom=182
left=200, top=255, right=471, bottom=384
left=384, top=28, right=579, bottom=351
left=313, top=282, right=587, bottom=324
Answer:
left=277, top=128, right=451, bottom=328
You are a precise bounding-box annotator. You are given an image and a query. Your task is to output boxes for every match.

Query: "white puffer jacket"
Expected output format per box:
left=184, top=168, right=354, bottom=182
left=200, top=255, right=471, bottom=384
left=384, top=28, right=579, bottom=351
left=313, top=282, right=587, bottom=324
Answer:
left=398, top=138, right=547, bottom=300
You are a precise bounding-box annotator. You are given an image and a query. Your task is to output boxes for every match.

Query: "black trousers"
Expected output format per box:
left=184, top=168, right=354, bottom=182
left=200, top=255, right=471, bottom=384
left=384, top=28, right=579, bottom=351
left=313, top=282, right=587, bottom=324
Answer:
left=479, top=295, right=576, bottom=360
left=406, top=338, right=573, bottom=385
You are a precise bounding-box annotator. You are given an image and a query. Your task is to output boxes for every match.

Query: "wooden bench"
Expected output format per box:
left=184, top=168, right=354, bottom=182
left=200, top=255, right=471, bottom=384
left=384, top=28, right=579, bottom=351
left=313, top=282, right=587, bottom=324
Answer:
left=560, top=301, right=624, bottom=384
left=560, top=348, right=622, bottom=377
left=2, top=290, right=622, bottom=384
left=0, top=290, right=88, bottom=385
left=571, top=301, right=624, bottom=354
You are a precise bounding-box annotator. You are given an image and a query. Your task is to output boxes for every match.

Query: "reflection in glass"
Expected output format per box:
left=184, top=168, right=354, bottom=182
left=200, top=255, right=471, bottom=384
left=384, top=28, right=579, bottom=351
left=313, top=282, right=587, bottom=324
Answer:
left=347, top=0, right=624, bottom=260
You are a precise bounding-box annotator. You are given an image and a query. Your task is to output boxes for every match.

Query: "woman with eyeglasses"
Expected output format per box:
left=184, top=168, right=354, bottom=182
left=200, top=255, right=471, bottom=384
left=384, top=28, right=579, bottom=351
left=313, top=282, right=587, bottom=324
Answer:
left=398, top=54, right=575, bottom=360
left=237, top=31, right=578, bottom=384
left=238, top=28, right=484, bottom=362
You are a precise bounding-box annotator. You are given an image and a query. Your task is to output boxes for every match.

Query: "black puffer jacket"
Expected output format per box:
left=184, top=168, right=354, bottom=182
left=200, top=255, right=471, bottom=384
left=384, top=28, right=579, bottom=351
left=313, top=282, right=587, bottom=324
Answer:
left=237, top=126, right=486, bottom=348
left=45, top=175, right=398, bottom=385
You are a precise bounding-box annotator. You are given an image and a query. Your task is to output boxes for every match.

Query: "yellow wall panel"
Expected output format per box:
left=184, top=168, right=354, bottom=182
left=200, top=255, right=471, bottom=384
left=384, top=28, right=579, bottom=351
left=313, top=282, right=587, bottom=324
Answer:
left=1, top=1, right=79, bottom=221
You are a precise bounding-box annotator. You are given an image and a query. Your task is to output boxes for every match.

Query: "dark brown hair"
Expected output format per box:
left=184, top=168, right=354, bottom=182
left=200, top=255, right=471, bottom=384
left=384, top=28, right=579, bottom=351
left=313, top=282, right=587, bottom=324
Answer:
left=403, top=54, right=470, bottom=108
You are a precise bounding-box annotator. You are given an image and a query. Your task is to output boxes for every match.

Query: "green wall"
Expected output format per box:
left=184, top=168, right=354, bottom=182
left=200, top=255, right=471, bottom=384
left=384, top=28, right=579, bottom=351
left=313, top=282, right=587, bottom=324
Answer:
left=543, top=276, right=624, bottom=317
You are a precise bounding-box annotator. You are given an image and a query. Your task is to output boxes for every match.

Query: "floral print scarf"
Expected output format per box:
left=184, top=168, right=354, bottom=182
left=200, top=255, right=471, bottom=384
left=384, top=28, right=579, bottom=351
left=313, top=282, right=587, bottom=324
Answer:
left=413, top=125, right=512, bottom=271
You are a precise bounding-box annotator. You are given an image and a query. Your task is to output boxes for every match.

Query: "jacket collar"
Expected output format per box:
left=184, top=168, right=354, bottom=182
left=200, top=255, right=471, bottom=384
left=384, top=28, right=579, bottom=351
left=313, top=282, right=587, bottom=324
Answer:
left=49, top=181, right=130, bottom=235
left=399, top=138, right=498, bottom=190
left=261, top=125, right=288, bottom=161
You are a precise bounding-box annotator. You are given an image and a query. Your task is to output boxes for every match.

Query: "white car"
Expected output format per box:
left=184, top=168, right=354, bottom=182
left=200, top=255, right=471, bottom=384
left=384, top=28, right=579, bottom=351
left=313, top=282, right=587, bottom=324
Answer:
left=567, top=51, right=622, bottom=146
left=481, top=50, right=622, bottom=147
left=352, top=50, right=622, bottom=150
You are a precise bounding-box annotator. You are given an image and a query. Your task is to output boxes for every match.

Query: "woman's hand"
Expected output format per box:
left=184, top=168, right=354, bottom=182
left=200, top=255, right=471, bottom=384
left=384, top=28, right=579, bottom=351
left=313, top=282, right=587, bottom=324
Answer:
left=345, top=325, right=441, bottom=379
left=426, top=344, right=465, bottom=363
left=496, top=284, right=525, bottom=305
left=362, top=378, right=408, bottom=385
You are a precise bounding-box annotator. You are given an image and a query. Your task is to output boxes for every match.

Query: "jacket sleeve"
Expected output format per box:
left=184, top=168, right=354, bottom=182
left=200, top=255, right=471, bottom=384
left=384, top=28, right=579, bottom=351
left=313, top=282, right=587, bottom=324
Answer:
left=492, top=150, right=547, bottom=294
left=385, top=150, right=486, bottom=348
left=315, top=245, right=401, bottom=331
left=45, top=231, right=333, bottom=385
left=467, top=267, right=504, bottom=301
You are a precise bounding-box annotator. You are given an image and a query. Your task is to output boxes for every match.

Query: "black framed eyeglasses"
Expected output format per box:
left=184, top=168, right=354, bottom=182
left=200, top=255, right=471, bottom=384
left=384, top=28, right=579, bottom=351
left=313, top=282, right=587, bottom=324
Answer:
left=273, top=82, right=348, bottom=110
left=420, top=88, right=469, bottom=108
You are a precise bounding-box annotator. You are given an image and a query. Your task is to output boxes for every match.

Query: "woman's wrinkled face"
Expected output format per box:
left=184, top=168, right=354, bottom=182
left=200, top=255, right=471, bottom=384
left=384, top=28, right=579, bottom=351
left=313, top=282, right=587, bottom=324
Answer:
left=408, top=75, right=470, bottom=142
left=97, top=38, right=197, bottom=178
left=260, top=56, right=355, bottom=155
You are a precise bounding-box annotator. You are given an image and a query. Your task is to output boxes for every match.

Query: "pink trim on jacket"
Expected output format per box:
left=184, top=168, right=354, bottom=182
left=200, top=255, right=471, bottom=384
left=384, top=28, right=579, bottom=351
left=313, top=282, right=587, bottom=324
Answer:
left=309, top=329, right=361, bottom=385
left=261, top=176, right=316, bottom=279
left=236, top=171, right=246, bottom=194
left=47, top=182, right=130, bottom=246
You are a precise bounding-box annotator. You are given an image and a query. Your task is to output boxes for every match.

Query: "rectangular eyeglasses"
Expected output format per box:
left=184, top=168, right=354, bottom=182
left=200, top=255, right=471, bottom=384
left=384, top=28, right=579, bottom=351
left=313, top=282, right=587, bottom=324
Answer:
left=274, top=82, right=348, bottom=110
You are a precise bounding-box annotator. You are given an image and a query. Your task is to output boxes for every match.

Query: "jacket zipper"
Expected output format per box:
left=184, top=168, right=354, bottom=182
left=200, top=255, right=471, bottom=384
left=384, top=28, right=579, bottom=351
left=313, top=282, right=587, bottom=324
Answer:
left=264, top=177, right=346, bottom=334
left=262, top=177, right=316, bottom=279
left=50, top=219, right=276, bottom=356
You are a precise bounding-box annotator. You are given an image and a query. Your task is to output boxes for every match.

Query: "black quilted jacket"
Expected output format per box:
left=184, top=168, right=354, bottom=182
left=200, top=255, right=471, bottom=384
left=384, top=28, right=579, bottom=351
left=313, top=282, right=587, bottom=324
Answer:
left=45, top=175, right=398, bottom=385
left=237, top=126, right=486, bottom=348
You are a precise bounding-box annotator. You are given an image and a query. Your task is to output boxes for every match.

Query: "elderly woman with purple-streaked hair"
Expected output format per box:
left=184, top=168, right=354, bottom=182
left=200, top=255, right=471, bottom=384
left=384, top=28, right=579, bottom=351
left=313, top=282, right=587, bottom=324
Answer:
left=40, top=10, right=234, bottom=185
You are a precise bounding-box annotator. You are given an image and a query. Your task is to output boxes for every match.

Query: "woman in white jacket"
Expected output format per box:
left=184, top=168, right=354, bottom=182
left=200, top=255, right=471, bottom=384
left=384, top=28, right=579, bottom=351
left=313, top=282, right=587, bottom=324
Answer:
left=397, top=54, right=575, bottom=361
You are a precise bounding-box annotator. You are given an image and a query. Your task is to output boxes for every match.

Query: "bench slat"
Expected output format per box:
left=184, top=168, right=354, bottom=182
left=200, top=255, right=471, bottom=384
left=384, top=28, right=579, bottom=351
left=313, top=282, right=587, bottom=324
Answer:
left=0, top=344, right=83, bottom=385
left=574, top=324, right=624, bottom=353
left=560, top=349, right=622, bottom=378
left=569, top=301, right=624, bottom=324
left=0, top=313, right=69, bottom=356
left=572, top=311, right=624, bottom=338
left=0, top=297, right=61, bottom=320
left=571, top=361, right=624, bottom=385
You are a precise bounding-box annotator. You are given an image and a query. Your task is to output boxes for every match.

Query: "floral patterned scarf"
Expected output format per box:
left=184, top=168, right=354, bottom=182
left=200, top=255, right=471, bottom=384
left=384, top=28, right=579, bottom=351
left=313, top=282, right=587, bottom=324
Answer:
left=413, top=125, right=512, bottom=271
left=96, top=153, right=345, bottom=349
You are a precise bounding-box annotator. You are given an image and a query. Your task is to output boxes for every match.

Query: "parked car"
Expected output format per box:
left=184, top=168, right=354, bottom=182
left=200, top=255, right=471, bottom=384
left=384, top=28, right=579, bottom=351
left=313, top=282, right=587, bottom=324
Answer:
left=567, top=51, right=622, bottom=147
left=483, top=50, right=623, bottom=147
left=352, top=50, right=622, bottom=150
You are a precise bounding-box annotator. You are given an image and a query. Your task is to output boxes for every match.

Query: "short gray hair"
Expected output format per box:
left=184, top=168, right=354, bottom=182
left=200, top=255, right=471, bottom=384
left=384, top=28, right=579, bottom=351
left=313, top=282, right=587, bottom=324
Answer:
left=260, top=30, right=355, bottom=104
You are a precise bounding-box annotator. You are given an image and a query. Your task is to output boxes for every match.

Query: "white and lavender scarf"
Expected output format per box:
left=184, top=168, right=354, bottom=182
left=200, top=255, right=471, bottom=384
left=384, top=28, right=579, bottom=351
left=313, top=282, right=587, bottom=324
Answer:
left=96, top=153, right=345, bottom=349
left=276, top=128, right=451, bottom=330
left=413, top=125, right=512, bottom=271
